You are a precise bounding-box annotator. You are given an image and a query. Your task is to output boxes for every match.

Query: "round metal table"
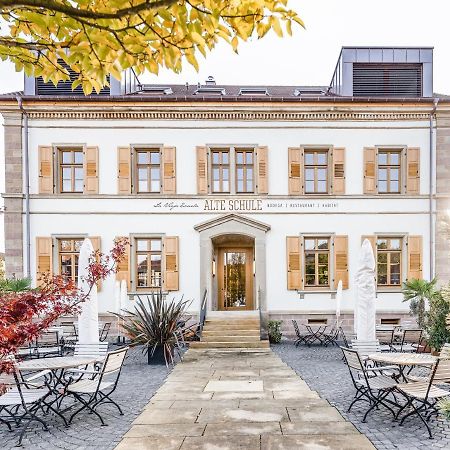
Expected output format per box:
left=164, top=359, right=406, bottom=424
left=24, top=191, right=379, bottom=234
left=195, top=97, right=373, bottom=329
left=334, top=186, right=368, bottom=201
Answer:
left=18, top=356, right=99, bottom=371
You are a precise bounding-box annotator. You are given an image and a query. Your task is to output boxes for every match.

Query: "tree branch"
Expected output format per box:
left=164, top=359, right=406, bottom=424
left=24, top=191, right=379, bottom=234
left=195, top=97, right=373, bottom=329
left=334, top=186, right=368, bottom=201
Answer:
left=0, top=0, right=179, bottom=20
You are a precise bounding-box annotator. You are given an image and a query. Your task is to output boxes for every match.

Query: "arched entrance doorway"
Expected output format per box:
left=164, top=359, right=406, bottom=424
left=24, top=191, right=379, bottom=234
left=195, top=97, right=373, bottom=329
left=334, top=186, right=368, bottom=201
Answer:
left=212, top=234, right=254, bottom=311
left=194, top=213, right=271, bottom=312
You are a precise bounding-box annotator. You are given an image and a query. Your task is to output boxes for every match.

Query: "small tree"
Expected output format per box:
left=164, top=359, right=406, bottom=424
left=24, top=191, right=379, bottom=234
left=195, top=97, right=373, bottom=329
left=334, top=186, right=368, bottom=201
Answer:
left=402, top=278, right=439, bottom=329
left=427, top=284, right=450, bottom=351
left=0, top=238, right=128, bottom=379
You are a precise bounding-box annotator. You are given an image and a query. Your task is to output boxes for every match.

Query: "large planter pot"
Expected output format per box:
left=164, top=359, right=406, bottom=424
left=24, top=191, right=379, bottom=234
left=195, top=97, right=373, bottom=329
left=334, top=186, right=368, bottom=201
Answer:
left=147, top=345, right=173, bottom=365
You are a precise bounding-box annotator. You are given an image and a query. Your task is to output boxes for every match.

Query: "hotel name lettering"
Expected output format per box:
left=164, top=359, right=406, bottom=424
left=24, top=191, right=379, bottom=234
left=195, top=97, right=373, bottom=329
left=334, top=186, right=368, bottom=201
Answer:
left=152, top=199, right=339, bottom=213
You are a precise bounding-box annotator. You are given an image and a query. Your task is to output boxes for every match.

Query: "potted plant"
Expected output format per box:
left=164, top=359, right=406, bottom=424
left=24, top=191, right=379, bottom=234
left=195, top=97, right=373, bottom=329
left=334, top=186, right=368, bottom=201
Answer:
left=267, top=320, right=283, bottom=344
left=426, top=284, right=450, bottom=354
left=402, top=278, right=438, bottom=329
left=114, top=291, right=190, bottom=366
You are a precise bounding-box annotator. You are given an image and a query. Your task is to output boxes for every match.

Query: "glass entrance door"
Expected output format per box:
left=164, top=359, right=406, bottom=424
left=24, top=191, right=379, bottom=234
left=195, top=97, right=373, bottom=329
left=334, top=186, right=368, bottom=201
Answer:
left=218, top=248, right=253, bottom=310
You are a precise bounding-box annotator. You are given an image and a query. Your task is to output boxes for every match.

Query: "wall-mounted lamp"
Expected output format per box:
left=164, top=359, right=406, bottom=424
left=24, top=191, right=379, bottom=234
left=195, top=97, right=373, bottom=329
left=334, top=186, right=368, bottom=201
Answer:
left=253, top=258, right=256, bottom=276
left=212, top=258, right=216, bottom=277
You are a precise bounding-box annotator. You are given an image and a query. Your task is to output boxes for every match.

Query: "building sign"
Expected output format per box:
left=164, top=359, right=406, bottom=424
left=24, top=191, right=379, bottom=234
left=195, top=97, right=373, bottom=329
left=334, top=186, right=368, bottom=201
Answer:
left=152, top=199, right=340, bottom=213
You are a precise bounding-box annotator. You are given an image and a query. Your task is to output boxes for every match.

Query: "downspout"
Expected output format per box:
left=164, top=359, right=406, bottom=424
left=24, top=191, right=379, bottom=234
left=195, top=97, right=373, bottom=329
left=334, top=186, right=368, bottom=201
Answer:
left=15, top=93, right=31, bottom=278
left=429, top=98, right=439, bottom=280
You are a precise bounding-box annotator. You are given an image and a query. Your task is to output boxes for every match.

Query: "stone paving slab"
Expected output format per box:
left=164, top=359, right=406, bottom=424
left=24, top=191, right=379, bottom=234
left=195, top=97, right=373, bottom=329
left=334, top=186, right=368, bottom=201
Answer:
left=116, top=348, right=374, bottom=450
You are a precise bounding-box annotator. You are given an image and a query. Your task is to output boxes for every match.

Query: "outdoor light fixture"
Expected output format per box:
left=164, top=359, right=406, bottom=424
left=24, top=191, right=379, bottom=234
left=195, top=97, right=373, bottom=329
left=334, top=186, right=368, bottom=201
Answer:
left=253, top=258, right=256, bottom=276
left=212, top=258, right=216, bottom=277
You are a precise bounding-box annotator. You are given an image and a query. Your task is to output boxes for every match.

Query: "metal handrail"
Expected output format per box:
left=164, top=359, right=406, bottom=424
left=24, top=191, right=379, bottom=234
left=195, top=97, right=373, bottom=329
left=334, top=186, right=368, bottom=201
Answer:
left=198, top=289, right=208, bottom=338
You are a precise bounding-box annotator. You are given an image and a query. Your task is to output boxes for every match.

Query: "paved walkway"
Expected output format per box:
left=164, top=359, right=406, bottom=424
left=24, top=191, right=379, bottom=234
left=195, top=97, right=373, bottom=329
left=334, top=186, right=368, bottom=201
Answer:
left=116, top=349, right=374, bottom=450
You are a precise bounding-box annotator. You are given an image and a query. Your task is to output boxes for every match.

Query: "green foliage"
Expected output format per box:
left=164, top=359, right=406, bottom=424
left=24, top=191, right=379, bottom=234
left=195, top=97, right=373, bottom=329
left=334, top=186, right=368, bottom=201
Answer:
left=427, top=284, right=450, bottom=351
left=438, top=397, right=450, bottom=421
left=267, top=320, right=283, bottom=344
left=402, top=278, right=439, bottom=329
left=0, top=277, right=32, bottom=293
left=113, top=291, right=190, bottom=366
left=0, top=0, right=304, bottom=94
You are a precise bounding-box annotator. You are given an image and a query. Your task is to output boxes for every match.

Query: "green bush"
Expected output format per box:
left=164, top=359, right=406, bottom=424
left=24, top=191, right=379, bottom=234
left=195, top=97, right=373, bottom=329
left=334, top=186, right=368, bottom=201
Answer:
left=267, top=320, right=283, bottom=344
left=427, top=284, right=450, bottom=352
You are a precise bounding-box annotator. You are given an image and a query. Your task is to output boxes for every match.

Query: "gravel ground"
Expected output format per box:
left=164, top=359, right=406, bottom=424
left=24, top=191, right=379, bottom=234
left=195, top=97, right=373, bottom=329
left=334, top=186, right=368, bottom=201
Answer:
left=0, top=345, right=171, bottom=449
left=272, top=341, right=450, bottom=450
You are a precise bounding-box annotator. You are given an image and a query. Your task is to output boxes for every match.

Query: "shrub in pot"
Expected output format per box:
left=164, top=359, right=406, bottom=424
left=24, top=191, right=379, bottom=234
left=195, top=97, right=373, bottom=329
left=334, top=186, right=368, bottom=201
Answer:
left=114, top=291, right=190, bottom=366
left=267, top=320, right=283, bottom=344
left=426, top=284, right=450, bottom=353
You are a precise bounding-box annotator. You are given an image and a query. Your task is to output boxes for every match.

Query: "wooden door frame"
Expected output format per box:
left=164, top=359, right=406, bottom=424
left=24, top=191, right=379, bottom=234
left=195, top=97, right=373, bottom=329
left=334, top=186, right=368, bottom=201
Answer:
left=217, top=246, right=254, bottom=311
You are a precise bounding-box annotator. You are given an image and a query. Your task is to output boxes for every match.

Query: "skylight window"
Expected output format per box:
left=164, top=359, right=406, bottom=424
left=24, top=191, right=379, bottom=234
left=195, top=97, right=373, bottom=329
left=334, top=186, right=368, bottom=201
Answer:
left=137, top=85, right=173, bottom=95
left=194, top=87, right=226, bottom=95
left=294, top=88, right=325, bottom=97
left=238, top=88, right=269, bottom=96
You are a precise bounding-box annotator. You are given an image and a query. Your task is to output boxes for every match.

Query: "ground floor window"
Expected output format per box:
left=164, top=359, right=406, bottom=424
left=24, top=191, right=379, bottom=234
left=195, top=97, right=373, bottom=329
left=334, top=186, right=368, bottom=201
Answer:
left=58, top=238, right=83, bottom=282
left=304, top=237, right=330, bottom=288
left=376, top=237, right=402, bottom=287
left=135, top=238, right=162, bottom=289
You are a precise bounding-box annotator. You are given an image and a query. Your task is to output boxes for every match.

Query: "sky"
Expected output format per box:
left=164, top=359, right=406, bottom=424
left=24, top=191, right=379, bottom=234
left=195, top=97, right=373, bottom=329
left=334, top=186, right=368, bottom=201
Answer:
left=0, top=0, right=450, bottom=252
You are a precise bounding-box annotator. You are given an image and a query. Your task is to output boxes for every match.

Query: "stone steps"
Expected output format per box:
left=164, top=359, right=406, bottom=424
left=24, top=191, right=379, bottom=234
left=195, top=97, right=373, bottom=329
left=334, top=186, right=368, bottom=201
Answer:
left=201, top=335, right=261, bottom=342
left=203, top=323, right=260, bottom=331
left=190, top=340, right=270, bottom=349
left=202, top=330, right=260, bottom=337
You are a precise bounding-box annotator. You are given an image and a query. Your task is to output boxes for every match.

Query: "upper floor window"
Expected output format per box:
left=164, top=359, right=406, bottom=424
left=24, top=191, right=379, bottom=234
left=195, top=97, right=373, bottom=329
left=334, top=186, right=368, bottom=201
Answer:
left=304, top=150, right=329, bottom=194
left=236, top=149, right=254, bottom=193
left=376, top=237, right=402, bottom=287
left=136, top=149, right=161, bottom=193
left=378, top=151, right=401, bottom=194
left=304, top=237, right=330, bottom=288
left=58, top=238, right=83, bottom=282
left=60, top=149, right=84, bottom=193
left=135, top=238, right=162, bottom=289
left=212, top=150, right=230, bottom=193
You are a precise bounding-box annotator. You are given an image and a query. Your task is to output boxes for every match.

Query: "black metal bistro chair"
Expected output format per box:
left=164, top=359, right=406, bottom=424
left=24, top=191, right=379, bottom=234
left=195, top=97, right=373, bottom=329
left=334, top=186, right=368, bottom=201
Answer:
left=99, top=322, right=112, bottom=342
left=341, top=347, right=400, bottom=422
left=292, top=320, right=312, bottom=346
left=66, top=346, right=128, bottom=426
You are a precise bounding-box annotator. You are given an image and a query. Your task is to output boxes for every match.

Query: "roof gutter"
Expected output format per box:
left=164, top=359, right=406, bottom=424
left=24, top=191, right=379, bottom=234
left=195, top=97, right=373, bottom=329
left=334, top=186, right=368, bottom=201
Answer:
left=14, top=93, right=31, bottom=279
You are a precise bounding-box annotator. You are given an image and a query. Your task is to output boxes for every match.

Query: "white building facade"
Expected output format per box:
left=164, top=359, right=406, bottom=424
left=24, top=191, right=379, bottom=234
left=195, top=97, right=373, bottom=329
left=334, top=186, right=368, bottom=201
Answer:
left=2, top=47, right=446, bottom=334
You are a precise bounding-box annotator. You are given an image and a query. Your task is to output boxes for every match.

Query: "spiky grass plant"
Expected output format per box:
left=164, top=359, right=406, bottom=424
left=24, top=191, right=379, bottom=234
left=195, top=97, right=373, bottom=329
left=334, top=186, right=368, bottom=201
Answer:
left=114, top=291, right=190, bottom=366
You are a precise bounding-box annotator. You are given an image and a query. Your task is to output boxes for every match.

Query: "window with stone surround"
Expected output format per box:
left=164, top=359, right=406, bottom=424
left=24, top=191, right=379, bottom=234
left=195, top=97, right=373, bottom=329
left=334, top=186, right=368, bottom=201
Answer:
left=304, top=237, right=330, bottom=288
left=59, top=149, right=84, bottom=193
left=376, top=237, right=402, bottom=286
left=135, top=237, right=162, bottom=289
left=58, top=238, right=83, bottom=282
left=304, top=150, right=329, bottom=194
left=377, top=150, right=401, bottom=194
left=211, top=149, right=230, bottom=193
left=235, top=149, right=254, bottom=193
left=135, top=149, right=161, bottom=193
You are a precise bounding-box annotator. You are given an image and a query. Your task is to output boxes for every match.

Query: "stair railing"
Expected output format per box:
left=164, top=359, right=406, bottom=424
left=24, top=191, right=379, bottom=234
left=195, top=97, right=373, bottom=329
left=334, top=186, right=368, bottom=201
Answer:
left=198, top=289, right=208, bottom=338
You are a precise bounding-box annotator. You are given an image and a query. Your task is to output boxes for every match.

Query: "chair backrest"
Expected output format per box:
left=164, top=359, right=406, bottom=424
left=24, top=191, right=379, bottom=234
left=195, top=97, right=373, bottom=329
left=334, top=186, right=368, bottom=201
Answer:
left=61, top=321, right=77, bottom=337
left=36, top=331, right=59, bottom=346
left=341, top=347, right=364, bottom=371
left=402, top=329, right=422, bottom=344
left=102, top=347, right=128, bottom=375
left=351, top=339, right=381, bottom=357
left=292, top=320, right=300, bottom=335
left=99, top=322, right=111, bottom=342
left=376, top=329, right=394, bottom=345
left=430, top=358, right=450, bottom=386
left=74, top=342, right=109, bottom=358
left=439, top=343, right=450, bottom=359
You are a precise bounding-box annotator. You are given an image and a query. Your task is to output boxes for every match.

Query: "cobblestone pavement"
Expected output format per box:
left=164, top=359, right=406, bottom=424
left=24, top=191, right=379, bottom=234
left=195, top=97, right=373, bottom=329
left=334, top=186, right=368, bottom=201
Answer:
left=0, top=346, right=171, bottom=449
left=273, top=342, right=450, bottom=450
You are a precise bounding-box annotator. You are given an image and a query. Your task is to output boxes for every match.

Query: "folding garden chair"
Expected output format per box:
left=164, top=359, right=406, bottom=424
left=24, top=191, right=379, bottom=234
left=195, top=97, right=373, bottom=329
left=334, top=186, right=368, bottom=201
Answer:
left=66, top=346, right=128, bottom=426
left=375, top=329, right=394, bottom=352
left=99, top=323, right=112, bottom=342
left=396, top=358, right=450, bottom=438
left=322, top=322, right=340, bottom=347
left=34, top=331, right=62, bottom=358
left=65, top=342, right=109, bottom=381
left=291, top=320, right=311, bottom=346
left=61, top=322, right=78, bottom=353
left=391, top=329, right=423, bottom=353
left=0, top=367, right=67, bottom=446
left=341, top=347, right=400, bottom=423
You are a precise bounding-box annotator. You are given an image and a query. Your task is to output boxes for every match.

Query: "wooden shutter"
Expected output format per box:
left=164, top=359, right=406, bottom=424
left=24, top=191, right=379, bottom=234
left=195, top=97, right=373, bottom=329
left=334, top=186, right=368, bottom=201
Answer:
left=163, top=236, right=179, bottom=291
left=256, top=146, right=268, bottom=194
left=117, top=146, right=131, bottom=194
left=332, top=148, right=346, bottom=195
left=38, top=146, right=54, bottom=194
left=288, top=147, right=303, bottom=195
left=162, top=146, right=176, bottom=194
left=36, top=237, right=52, bottom=287
left=287, top=236, right=302, bottom=290
left=363, top=147, right=377, bottom=194
left=90, top=236, right=102, bottom=291
left=361, top=235, right=377, bottom=256
left=407, top=235, right=423, bottom=280
left=115, top=236, right=130, bottom=290
left=334, top=235, right=349, bottom=289
left=84, top=146, right=99, bottom=194
left=196, top=146, right=208, bottom=194
left=406, top=147, right=420, bottom=195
